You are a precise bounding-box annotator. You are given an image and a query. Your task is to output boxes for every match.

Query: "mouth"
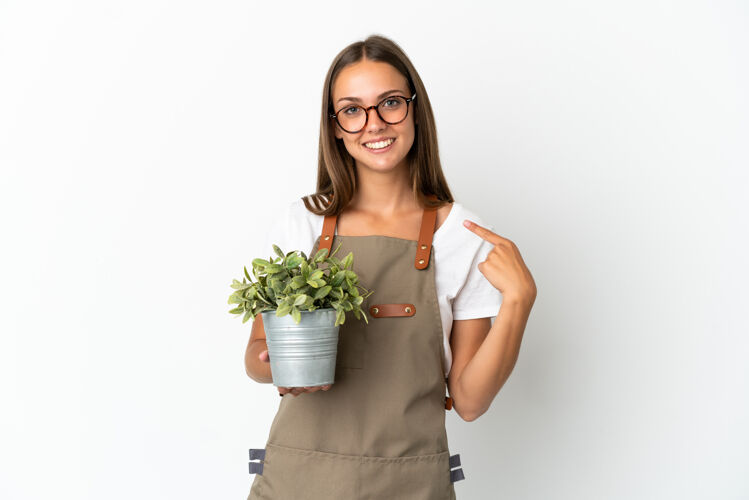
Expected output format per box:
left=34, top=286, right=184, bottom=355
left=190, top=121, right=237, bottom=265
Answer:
left=362, top=137, right=395, bottom=152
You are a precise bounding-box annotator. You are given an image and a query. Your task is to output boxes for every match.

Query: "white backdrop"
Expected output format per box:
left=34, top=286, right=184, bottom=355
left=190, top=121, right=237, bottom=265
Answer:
left=1, top=1, right=747, bottom=498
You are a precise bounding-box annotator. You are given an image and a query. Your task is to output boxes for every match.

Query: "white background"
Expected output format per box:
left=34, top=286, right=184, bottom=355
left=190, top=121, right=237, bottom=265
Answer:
left=1, top=1, right=747, bottom=498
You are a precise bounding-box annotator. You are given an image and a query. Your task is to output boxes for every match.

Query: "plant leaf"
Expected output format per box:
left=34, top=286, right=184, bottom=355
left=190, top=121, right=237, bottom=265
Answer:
left=313, top=247, right=328, bottom=262
left=285, top=254, right=303, bottom=269
left=291, top=306, right=301, bottom=324
left=252, top=258, right=270, bottom=268
left=276, top=302, right=292, bottom=316
left=293, top=295, right=307, bottom=306
left=313, top=285, right=332, bottom=300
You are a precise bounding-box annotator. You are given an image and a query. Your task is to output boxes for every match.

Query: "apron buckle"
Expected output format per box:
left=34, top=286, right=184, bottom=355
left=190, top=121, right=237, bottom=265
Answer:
left=449, top=453, right=465, bottom=483
left=249, top=448, right=265, bottom=475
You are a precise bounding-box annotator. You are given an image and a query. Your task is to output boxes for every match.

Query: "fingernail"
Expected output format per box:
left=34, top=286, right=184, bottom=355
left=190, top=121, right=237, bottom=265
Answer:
left=463, top=220, right=471, bottom=228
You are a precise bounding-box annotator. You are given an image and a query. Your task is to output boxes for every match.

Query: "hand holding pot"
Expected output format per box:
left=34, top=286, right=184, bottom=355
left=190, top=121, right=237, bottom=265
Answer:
left=259, top=349, right=332, bottom=397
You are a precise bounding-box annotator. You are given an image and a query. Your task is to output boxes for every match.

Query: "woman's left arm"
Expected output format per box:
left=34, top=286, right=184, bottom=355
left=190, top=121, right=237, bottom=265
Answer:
left=447, top=220, right=537, bottom=422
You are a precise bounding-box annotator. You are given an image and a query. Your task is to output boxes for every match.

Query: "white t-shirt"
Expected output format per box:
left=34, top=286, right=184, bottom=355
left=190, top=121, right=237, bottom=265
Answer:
left=261, top=198, right=503, bottom=377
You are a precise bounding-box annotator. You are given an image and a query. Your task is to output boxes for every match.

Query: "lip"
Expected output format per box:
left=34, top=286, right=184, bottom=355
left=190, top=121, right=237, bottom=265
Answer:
left=362, top=137, right=396, bottom=154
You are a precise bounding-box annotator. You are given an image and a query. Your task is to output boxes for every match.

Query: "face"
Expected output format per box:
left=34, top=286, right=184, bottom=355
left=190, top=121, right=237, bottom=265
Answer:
left=331, top=58, right=416, bottom=173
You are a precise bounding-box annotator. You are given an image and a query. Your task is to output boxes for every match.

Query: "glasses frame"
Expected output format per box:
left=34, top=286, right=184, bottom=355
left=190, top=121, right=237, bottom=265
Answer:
left=329, top=93, right=417, bottom=134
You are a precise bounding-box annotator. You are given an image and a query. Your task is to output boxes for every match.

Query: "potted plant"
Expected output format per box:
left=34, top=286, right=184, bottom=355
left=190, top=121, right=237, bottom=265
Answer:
left=228, top=242, right=373, bottom=387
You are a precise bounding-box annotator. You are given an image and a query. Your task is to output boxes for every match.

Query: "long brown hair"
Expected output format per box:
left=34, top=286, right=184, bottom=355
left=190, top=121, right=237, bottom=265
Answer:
left=301, top=34, right=454, bottom=216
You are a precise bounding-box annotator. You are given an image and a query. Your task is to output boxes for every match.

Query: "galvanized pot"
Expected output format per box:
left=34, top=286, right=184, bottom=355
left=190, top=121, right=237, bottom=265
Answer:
left=261, top=307, right=339, bottom=387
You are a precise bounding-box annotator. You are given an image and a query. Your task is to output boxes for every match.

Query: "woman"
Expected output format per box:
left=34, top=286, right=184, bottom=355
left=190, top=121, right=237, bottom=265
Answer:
left=245, top=34, right=536, bottom=499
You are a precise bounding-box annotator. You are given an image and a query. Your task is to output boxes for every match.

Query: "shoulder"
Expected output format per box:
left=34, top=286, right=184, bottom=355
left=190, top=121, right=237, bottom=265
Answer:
left=434, top=201, right=495, bottom=250
left=286, top=197, right=324, bottom=231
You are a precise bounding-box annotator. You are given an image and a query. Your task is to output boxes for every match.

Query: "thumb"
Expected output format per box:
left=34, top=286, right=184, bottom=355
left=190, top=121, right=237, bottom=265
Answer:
left=258, top=349, right=270, bottom=362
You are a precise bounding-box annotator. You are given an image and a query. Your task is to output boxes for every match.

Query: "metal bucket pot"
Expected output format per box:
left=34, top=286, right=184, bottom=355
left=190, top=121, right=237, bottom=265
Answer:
left=261, top=308, right=339, bottom=387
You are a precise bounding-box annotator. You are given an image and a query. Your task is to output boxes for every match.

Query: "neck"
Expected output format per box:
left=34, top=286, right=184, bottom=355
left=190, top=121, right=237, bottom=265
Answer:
left=349, top=158, right=419, bottom=216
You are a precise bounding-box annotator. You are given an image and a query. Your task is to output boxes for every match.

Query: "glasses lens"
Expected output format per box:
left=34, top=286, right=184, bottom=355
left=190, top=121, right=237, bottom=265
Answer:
left=337, top=105, right=366, bottom=133
left=335, top=96, right=409, bottom=133
left=378, top=96, right=408, bottom=124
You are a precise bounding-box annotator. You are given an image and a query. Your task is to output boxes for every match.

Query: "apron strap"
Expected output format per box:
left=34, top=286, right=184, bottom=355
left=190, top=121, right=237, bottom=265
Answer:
left=368, top=303, right=416, bottom=318
left=415, top=194, right=439, bottom=270
left=318, top=193, right=442, bottom=270
left=319, top=212, right=338, bottom=256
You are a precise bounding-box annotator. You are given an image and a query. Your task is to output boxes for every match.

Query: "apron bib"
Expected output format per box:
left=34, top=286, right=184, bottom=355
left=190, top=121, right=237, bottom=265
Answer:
left=248, top=197, right=465, bottom=499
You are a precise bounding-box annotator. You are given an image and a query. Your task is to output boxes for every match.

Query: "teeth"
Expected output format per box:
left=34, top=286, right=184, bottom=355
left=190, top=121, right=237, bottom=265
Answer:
left=364, top=138, right=394, bottom=149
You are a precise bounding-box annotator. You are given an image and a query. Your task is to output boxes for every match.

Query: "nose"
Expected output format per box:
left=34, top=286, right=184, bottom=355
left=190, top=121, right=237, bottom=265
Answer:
left=365, top=106, right=386, bottom=132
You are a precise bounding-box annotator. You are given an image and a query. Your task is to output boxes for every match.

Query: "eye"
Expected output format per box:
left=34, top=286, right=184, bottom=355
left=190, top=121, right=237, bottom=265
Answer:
left=381, top=98, right=402, bottom=108
left=342, top=106, right=362, bottom=115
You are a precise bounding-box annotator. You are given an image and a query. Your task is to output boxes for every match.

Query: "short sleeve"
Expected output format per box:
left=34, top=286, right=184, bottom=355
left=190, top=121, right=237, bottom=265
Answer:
left=261, top=201, right=293, bottom=259
left=452, top=237, right=503, bottom=320
left=259, top=198, right=319, bottom=260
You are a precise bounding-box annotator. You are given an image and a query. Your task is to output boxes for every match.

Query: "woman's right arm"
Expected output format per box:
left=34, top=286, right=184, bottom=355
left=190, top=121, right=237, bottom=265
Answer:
left=245, top=314, right=273, bottom=383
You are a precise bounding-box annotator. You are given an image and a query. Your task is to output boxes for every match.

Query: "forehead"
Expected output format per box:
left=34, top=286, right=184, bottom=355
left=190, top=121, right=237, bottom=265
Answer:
left=332, top=59, right=409, bottom=102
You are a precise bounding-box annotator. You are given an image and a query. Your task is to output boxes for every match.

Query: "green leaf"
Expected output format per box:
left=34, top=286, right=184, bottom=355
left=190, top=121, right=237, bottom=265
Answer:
left=307, top=279, right=320, bottom=288
left=291, top=306, right=301, bottom=324
left=291, top=276, right=307, bottom=289
left=335, top=308, right=345, bottom=326
left=242, top=309, right=253, bottom=323
left=265, top=264, right=284, bottom=274
left=276, top=302, right=292, bottom=316
left=313, top=247, right=328, bottom=262
left=313, top=285, right=332, bottom=300
left=285, top=254, right=303, bottom=269
left=293, top=295, right=307, bottom=306
left=244, top=266, right=252, bottom=281
left=272, top=244, right=285, bottom=258
left=252, top=258, right=270, bottom=268
left=229, top=306, right=244, bottom=314
left=331, top=270, right=346, bottom=287
left=341, top=252, right=353, bottom=269
left=328, top=256, right=343, bottom=269
left=330, top=241, right=343, bottom=258
left=309, top=269, right=324, bottom=281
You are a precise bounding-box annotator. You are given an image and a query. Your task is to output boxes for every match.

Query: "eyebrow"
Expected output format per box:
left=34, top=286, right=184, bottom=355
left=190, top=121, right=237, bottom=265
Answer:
left=336, top=89, right=407, bottom=105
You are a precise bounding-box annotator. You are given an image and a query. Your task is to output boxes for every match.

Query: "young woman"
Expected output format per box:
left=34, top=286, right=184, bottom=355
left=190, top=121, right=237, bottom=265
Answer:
left=245, top=34, right=536, bottom=499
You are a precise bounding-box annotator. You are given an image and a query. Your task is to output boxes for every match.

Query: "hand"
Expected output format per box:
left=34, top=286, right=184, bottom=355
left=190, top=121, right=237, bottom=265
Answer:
left=258, top=349, right=332, bottom=397
left=462, top=219, right=537, bottom=303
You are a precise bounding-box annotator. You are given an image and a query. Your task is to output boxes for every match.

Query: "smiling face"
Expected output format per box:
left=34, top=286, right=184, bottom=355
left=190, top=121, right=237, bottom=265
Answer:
left=331, top=58, right=416, bottom=174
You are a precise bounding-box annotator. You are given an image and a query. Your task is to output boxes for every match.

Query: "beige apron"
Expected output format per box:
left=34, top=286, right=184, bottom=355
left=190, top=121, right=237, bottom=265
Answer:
left=248, top=197, right=465, bottom=499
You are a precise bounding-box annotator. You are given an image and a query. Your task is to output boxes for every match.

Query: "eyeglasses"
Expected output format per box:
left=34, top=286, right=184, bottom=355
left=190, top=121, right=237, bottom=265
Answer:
left=329, top=93, right=416, bottom=134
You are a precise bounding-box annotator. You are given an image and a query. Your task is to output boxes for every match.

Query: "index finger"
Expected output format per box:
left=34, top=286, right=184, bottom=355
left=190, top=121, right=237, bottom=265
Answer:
left=462, top=219, right=504, bottom=245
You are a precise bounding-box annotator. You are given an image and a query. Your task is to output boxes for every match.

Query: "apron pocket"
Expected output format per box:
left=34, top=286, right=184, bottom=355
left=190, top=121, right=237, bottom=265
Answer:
left=359, top=450, right=455, bottom=500
left=250, top=443, right=361, bottom=499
